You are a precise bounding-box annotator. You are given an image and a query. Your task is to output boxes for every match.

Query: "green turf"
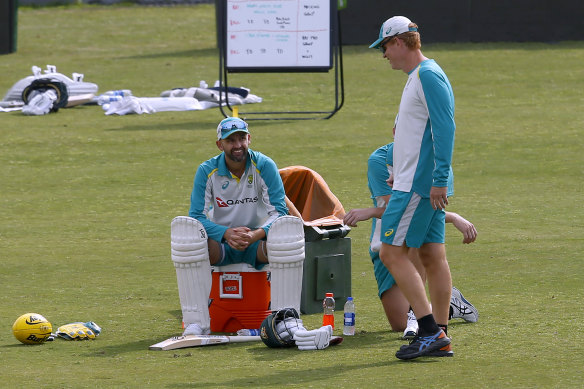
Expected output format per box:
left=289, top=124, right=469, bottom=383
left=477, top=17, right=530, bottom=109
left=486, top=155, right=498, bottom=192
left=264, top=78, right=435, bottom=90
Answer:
left=1, top=4, right=583, bottom=388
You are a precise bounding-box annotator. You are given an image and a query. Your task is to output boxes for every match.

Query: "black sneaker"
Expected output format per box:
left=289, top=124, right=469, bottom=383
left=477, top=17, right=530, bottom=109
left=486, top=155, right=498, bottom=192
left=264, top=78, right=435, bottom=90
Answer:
left=395, top=330, right=451, bottom=360
left=398, top=337, right=454, bottom=357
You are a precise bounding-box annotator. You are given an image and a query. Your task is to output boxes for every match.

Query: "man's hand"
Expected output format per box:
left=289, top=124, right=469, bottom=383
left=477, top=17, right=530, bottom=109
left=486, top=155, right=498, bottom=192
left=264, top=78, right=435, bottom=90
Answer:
left=386, top=173, right=394, bottom=188
left=448, top=213, right=478, bottom=244
left=343, top=208, right=376, bottom=227
left=224, top=227, right=265, bottom=250
left=224, top=226, right=252, bottom=250
left=430, top=186, right=449, bottom=210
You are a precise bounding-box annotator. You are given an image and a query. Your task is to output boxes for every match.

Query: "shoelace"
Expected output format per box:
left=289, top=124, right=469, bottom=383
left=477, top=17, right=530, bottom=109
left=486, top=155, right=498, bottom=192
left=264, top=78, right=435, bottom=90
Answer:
left=452, top=298, right=472, bottom=314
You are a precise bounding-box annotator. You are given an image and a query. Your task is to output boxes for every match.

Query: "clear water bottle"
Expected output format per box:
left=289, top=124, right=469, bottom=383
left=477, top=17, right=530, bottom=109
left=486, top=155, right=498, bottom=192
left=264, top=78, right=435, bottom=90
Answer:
left=103, top=89, right=132, bottom=97
left=322, top=292, right=335, bottom=329
left=96, top=94, right=123, bottom=106
left=343, top=297, right=355, bottom=336
left=236, top=329, right=260, bottom=336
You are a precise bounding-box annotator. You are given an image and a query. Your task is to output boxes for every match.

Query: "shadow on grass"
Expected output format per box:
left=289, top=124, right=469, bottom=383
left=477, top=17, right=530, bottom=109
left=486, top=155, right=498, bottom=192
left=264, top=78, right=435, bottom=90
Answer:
left=1, top=343, right=45, bottom=349
left=166, top=359, right=440, bottom=388
left=448, top=320, right=477, bottom=328
left=101, top=114, right=282, bottom=132
left=83, top=338, right=157, bottom=357
left=117, top=48, right=219, bottom=60
left=102, top=118, right=216, bottom=132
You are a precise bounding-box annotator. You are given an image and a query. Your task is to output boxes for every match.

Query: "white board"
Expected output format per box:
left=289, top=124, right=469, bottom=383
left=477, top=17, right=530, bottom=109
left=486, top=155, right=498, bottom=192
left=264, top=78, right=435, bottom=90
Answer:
left=225, top=0, right=334, bottom=72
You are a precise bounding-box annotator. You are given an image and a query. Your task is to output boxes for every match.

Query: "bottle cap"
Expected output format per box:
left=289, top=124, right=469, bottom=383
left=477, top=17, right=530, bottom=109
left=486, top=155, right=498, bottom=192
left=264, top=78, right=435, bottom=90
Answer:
left=325, top=292, right=334, bottom=297
left=347, top=297, right=353, bottom=301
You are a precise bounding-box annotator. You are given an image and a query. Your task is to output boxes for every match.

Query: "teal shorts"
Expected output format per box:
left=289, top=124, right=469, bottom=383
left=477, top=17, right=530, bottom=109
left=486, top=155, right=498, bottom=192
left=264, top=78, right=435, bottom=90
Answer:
left=370, top=250, right=396, bottom=298
left=380, top=190, right=445, bottom=248
left=216, top=240, right=266, bottom=270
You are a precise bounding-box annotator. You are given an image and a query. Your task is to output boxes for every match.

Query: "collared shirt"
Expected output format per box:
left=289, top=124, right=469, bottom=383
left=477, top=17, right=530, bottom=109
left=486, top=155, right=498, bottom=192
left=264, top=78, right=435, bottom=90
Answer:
left=188, top=149, right=288, bottom=242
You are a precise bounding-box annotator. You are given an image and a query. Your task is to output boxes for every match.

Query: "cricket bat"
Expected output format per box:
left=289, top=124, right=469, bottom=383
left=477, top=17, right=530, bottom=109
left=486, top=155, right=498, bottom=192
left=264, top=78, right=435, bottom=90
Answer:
left=149, top=335, right=261, bottom=351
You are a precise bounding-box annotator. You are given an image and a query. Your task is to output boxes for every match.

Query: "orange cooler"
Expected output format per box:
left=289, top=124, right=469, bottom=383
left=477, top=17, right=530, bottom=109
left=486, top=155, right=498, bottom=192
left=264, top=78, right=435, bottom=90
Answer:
left=209, top=264, right=272, bottom=333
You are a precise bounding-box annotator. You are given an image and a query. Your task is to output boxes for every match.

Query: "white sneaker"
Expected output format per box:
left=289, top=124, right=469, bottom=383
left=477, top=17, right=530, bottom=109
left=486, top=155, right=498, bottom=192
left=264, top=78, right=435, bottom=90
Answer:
left=182, top=323, right=210, bottom=336
left=402, top=309, right=418, bottom=340
left=450, top=286, right=479, bottom=322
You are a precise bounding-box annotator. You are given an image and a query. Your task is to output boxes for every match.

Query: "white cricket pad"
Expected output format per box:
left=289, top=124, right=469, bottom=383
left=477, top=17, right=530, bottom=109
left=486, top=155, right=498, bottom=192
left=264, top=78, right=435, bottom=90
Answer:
left=171, top=216, right=212, bottom=332
left=267, top=216, right=305, bottom=312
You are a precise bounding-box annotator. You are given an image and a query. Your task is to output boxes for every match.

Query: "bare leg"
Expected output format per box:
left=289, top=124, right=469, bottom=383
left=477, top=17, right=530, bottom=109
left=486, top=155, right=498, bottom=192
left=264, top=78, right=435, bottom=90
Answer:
left=256, top=240, right=269, bottom=263
left=408, top=248, right=426, bottom=283
left=207, top=239, right=222, bottom=265
left=380, top=243, right=432, bottom=319
left=418, top=242, right=452, bottom=325
left=380, top=285, right=410, bottom=331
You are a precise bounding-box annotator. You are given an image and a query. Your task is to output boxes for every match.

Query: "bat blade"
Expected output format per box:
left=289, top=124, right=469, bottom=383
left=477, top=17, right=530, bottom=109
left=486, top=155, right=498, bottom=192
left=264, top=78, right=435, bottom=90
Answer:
left=149, top=335, right=260, bottom=351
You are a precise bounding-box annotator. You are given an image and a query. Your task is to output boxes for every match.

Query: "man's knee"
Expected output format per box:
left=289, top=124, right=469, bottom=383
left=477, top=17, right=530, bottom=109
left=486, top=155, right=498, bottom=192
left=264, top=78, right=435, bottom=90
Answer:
left=380, top=243, right=407, bottom=268
left=418, top=243, right=446, bottom=267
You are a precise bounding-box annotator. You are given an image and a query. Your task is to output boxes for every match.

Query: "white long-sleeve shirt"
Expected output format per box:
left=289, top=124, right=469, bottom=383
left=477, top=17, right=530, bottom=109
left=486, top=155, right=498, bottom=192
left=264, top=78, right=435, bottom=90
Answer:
left=393, top=59, right=456, bottom=197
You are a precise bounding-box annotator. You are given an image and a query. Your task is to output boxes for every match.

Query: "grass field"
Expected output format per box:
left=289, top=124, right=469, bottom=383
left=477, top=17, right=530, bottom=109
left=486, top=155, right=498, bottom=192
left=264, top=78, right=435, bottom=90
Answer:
left=1, top=4, right=583, bottom=388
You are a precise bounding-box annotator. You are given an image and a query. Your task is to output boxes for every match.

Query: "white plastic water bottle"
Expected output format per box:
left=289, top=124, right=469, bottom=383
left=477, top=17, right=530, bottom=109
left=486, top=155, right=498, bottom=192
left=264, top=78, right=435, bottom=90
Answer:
left=104, top=89, right=132, bottom=97
left=343, top=297, right=355, bottom=336
left=96, top=95, right=123, bottom=106
left=236, top=329, right=260, bottom=336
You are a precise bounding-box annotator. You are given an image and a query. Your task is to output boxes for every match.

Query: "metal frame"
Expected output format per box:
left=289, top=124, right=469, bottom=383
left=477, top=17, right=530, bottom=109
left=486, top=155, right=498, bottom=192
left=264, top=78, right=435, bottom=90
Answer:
left=217, top=5, right=344, bottom=121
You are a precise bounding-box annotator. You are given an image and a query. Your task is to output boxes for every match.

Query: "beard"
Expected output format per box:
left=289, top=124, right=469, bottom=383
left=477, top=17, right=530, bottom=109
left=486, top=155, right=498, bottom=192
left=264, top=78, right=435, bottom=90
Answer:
left=226, top=148, right=246, bottom=163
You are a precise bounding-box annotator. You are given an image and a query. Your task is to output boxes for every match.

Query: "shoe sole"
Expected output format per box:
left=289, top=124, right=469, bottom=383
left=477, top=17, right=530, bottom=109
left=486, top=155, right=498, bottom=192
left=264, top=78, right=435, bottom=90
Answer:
left=399, top=343, right=454, bottom=357
left=427, top=350, right=454, bottom=357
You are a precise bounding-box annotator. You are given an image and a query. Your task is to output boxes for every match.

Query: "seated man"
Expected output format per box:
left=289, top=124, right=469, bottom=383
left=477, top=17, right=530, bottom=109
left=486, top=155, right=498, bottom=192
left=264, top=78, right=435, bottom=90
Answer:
left=171, top=117, right=305, bottom=336
left=343, top=143, right=479, bottom=343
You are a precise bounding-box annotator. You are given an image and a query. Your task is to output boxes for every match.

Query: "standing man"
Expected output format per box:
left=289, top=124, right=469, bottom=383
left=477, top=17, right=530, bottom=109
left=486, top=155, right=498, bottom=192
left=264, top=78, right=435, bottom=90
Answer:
left=171, top=117, right=305, bottom=336
left=369, top=16, right=457, bottom=359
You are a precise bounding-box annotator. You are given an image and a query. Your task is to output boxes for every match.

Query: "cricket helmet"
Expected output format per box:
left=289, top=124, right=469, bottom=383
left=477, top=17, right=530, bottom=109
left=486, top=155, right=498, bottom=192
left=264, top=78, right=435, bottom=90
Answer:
left=260, top=307, right=300, bottom=348
left=21, top=78, right=69, bottom=112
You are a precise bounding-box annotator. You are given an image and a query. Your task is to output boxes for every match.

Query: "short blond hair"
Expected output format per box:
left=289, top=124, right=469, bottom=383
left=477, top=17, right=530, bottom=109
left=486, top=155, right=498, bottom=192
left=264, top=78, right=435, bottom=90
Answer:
left=390, top=23, right=421, bottom=50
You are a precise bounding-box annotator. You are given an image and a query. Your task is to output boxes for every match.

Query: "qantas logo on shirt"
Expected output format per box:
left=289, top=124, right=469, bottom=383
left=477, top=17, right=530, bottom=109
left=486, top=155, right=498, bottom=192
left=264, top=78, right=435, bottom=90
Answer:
left=216, top=197, right=229, bottom=207
left=216, top=196, right=258, bottom=208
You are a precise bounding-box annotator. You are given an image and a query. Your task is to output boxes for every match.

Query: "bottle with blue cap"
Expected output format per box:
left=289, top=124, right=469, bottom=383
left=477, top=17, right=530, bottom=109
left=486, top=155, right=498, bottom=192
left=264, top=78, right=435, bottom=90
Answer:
left=343, top=296, right=355, bottom=336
